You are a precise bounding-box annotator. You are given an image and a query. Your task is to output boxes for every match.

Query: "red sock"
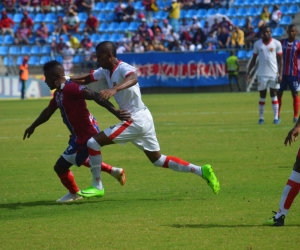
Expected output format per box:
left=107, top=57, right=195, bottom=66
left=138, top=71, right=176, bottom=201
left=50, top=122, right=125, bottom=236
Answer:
left=81, top=158, right=112, bottom=174
left=58, top=170, right=79, bottom=194
left=162, top=156, right=190, bottom=168
left=284, top=179, right=300, bottom=209
left=278, top=95, right=282, bottom=118
left=293, top=95, right=300, bottom=118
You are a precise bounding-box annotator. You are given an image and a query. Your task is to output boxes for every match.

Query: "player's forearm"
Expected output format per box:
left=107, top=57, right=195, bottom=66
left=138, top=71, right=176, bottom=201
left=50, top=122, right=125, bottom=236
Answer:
left=247, top=59, right=256, bottom=75
left=113, top=74, right=138, bottom=92
left=277, top=56, right=283, bottom=76
left=69, top=74, right=93, bottom=85
left=30, top=108, right=53, bottom=128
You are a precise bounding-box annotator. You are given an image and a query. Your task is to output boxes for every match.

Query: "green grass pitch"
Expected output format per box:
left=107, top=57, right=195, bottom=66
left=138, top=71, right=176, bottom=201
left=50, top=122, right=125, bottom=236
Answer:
left=0, top=92, right=300, bottom=250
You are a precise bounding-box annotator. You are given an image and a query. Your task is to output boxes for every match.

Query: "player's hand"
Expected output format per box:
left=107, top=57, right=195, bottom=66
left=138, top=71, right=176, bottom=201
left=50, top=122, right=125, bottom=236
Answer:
left=23, top=126, right=35, bottom=140
left=116, top=110, right=132, bottom=121
left=100, top=88, right=117, bottom=100
left=278, top=75, right=282, bottom=84
left=284, top=126, right=300, bottom=146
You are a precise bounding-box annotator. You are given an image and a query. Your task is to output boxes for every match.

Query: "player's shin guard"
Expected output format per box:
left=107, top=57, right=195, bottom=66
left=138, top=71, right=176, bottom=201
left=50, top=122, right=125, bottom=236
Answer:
left=259, top=98, right=265, bottom=120
left=293, top=95, right=300, bottom=118
left=82, top=158, right=112, bottom=174
left=276, top=170, right=300, bottom=218
left=153, top=154, right=202, bottom=176
left=58, top=170, right=79, bottom=194
left=271, top=96, right=279, bottom=120
left=87, top=137, right=103, bottom=190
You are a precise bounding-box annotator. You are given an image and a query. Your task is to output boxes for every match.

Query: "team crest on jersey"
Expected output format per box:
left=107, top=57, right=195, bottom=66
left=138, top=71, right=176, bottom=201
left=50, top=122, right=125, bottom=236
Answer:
left=270, top=47, right=274, bottom=52
left=79, top=85, right=86, bottom=91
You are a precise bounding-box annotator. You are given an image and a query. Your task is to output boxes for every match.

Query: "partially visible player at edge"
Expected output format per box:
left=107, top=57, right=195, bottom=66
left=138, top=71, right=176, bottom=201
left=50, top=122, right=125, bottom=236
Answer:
left=23, top=60, right=130, bottom=202
left=278, top=24, right=300, bottom=123
left=247, top=25, right=283, bottom=125
left=67, top=41, right=220, bottom=198
left=263, top=116, right=300, bottom=226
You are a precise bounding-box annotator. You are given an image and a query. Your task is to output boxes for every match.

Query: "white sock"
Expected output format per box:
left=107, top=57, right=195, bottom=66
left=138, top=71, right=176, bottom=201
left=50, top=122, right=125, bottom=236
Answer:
left=153, top=155, right=202, bottom=176
left=259, top=98, right=265, bottom=120
left=276, top=170, right=300, bottom=219
left=271, top=96, right=279, bottom=120
left=87, top=137, right=103, bottom=190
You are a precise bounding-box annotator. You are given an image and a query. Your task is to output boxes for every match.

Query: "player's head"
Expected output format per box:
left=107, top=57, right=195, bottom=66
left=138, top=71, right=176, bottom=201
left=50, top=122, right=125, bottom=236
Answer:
left=43, top=60, right=65, bottom=90
left=95, top=41, right=117, bottom=69
left=262, top=26, right=271, bottom=40
left=287, top=24, right=297, bottom=40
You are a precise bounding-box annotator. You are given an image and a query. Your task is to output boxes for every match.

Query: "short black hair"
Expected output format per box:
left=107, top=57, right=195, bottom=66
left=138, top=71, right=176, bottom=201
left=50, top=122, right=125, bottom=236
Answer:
left=96, top=41, right=117, bottom=57
left=288, top=24, right=296, bottom=30
left=43, top=60, right=63, bottom=72
left=262, top=25, right=271, bottom=32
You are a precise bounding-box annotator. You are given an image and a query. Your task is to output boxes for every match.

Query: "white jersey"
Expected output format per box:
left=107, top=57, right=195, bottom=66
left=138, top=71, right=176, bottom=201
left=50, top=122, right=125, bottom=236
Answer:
left=91, top=61, right=145, bottom=114
left=253, top=38, right=283, bottom=77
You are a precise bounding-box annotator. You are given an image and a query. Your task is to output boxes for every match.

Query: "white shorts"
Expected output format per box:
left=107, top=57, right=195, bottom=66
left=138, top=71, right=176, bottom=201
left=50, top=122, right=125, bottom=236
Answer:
left=104, top=107, right=160, bottom=152
left=257, top=75, right=280, bottom=91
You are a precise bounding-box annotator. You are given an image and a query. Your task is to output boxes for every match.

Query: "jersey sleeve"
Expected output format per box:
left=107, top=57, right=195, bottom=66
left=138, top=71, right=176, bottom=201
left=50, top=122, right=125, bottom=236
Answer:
left=65, top=83, right=86, bottom=99
left=90, top=67, right=106, bottom=82
left=119, top=62, right=137, bottom=78
left=253, top=41, right=258, bottom=55
left=276, top=40, right=283, bottom=55
left=49, top=93, right=57, bottom=108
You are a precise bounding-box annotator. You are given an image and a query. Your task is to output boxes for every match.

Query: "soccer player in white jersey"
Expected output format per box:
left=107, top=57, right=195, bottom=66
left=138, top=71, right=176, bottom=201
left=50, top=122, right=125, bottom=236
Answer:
left=247, top=26, right=283, bottom=125
left=67, top=41, right=220, bottom=198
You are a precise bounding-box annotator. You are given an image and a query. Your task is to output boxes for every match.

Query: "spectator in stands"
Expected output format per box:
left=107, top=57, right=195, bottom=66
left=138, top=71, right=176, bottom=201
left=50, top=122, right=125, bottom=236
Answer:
left=138, top=18, right=149, bottom=35
left=189, top=16, right=201, bottom=37
left=172, top=40, right=185, bottom=51
left=56, top=36, right=65, bottom=53
left=3, top=0, right=17, bottom=13
left=165, top=0, right=181, bottom=32
left=202, top=0, right=213, bottom=10
left=80, top=42, right=96, bottom=73
left=114, top=0, right=126, bottom=23
left=213, top=0, right=222, bottom=9
left=85, top=12, right=99, bottom=33
left=41, top=0, right=51, bottom=13
left=270, top=5, right=281, bottom=28
left=202, top=21, right=210, bottom=37
left=63, top=9, right=80, bottom=33
left=162, top=19, right=172, bottom=37
left=19, top=56, right=29, bottom=100
left=14, top=22, right=32, bottom=44
left=182, top=0, right=195, bottom=10
left=243, top=17, right=254, bottom=37
left=165, top=28, right=180, bottom=50
left=218, top=26, right=230, bottom=49
left=61, top=41, right=75, bottom=75
left=122, top=31, right=132, bottom=46
left=50, top=0, right=63, bottom=13
left=35, top=22, right=48, bottom=46
left=68, top=33, right=80, bottom=50
left=143, top=0, right=154, bottom=25
left=123, top=0, right=136, bottom=23
left=231, top=26, right=244, bottom=49
left=210, top=18, right=219, bottom=35
left=21, top=12, right=34, bottom=31
left=0, top=11, right=14, bottom=38
left=192, top=27, right=206, bottom=48
left=116, top=42, right=128, bottom=54
left=74, top=0, right=84, bottom=12
left=134, top=41, right=145, bottom=53
left=151, top=19, right=162, bottom=34
left=80, top=32, right=91, bottom=50
left=29, top=0, right=41, bottom=13
left=143, top=40, right=154, bottom=52
left=82, top=0, right=94, bottom=13
left=50, top=36, right=58, bottom=59
left=206, top=41, right=216, bottom=50
left=258, top=6, right=270, bottom=27
left=179, top=18, right=189, bottom=34
left=206, top=31, right=218, bottom=46
left=61, top=0, right=78, bottom=13
left=53, top=16, right=64, bottom=35
left=218, top=17, right=233, bottom=33
left=245, top=26, right=257, bottom=49
left=19, top=0, right=31, bottom=13
left=189, top=39, right=202, bottom=51
left=153, top=28, right=166, bottom=51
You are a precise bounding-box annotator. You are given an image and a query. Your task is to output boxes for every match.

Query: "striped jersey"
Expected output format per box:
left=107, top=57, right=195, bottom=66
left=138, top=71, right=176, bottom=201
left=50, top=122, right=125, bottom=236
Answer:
left=280, top=38, right=300, bottom=76
left=49, top=81, right=100, bottom=144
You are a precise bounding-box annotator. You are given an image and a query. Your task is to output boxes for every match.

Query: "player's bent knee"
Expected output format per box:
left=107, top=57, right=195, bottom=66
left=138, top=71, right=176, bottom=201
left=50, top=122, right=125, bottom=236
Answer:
left=87, top=137, right=100, bottom=150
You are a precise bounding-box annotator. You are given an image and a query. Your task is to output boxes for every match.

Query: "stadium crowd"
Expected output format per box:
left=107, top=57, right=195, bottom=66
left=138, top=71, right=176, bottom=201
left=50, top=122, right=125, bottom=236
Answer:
left=0, top=0, right=288, bottom=71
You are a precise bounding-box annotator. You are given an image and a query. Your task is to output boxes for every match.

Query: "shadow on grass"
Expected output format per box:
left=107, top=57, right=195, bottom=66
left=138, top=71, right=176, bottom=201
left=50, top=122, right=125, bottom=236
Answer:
left=167, top=223, right=300, bottom=228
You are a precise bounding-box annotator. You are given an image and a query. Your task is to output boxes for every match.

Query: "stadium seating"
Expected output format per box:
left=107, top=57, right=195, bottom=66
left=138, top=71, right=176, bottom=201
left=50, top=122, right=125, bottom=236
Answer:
left=3, top=35, right=14, bottom=45
left=41, top=45, right=51, bottom=55
left=98, top=22, right=109, bottom=32
left=110, top=33, right=124, bottom=43
left=104, top=2, right=116, bottom=11
left=107, top=22, right=119, bottom=33
left=280, top=16, right=292, bottom=26
left=237, top=50, right=247, bottom=60
left=45, top=13, right=56, bottom=23
left=16, top=56, right=23, bottom=65
left=288, top=5, right=300, bottom=15
left=9, top=46, right=20, bottom=56
left=78, top=12, right=88, bottom=22
left=94, top=2, right=105, bottom=12
left=273, top=27, right=284, bottom=37
left=247, top=50, right=254, bottom=59
left=30, top=46, right=41, bottom=55
left=73, top=55, right=84, bottom=64
left=207, top=9, right=217, bottom=16
left=28, top=56, right=40, bottom=66
left=55, top=55, right=63, bottom=63
left=128, top=22, right=139, bottom=32
left=40, top=56, right=51, bottom=65
left=13, top=13, right=23, bottom=23
left=3, top=57, right=14, bottom=66
left=91, top=33, right=101, bottom=43
left=0, top=46, right=8, bottom=56
left=185, top=9, right=197, bottom=19
left=116, top=22, right=129, bottom=32
left=20, top=46, right=31, bottom=55
left=34, top=13, right=45, bottom=23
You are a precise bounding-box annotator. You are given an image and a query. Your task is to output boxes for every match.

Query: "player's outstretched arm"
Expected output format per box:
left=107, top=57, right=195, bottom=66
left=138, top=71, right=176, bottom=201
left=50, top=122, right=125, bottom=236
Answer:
left=99, top=73, right=138, bottom=100
left=67, top=73, right=95, bottom=85
left=23, top=106, right=57, bottom=140
left=83, top=89, right=131, bottom=121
